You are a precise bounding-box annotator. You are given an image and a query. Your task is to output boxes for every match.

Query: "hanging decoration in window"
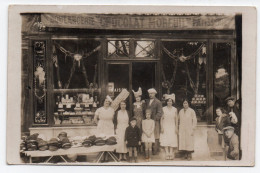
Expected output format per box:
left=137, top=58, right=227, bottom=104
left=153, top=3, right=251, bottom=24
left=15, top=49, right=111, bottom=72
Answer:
left=33, top=41, right=47, bottom=124
left=52, top=42, right=101, bottom=89
left=161, top=43, right=206, bottom=94
left=34, top=64, right=46, bottom=101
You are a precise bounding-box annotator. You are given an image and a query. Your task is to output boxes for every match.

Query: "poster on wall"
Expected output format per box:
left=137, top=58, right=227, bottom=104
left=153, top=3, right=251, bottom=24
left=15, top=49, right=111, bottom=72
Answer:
left=7, top=5, right=256, bottom=166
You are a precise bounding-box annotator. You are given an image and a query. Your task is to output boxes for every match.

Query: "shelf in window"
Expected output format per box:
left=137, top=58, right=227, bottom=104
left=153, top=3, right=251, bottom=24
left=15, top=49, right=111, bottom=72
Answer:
left=57, top=114, right=95, bottom=117
left=53, top=124, right=97, bottom=127
left=59, top=114, right=85, bottom=117
left=53, top=88, right=101, bottom=93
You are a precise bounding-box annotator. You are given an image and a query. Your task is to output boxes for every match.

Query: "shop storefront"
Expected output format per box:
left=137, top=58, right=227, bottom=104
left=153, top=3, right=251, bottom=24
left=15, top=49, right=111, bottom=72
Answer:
left=21, top=13, right=241, bottom=137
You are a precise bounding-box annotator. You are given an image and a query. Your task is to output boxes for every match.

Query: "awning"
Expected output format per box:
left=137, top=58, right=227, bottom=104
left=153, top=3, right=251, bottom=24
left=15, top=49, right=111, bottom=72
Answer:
left=41, top=13, right=235, bottom=30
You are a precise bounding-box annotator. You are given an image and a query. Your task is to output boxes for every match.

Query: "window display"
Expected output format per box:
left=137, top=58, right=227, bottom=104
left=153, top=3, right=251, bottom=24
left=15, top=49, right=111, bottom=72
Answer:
left=51, top=39, right=101, bottom=126
left=33, top=40, right=47, bottom=124
left=213, top=42, right=231, bottom=120
left=162, top=41, right=207, bottom=121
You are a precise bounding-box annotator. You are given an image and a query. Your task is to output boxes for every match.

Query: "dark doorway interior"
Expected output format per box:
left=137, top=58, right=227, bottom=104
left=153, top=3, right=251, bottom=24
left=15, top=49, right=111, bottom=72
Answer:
left=132, top=62, right=156, bottom=101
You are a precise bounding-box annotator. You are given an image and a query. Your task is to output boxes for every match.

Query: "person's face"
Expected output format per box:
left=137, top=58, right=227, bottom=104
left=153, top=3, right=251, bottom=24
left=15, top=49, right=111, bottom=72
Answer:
left=146, top=112, right=151, bottom=119
left=135, top=96, right=141, bottom=102
left=167, top=99, right=173, bottom=106
left=224, top=129, right=234, bottom=139
left=227, top=100, right=235, bottom=107
left=130, top=120, right=136, bottom=127
left=216, top=109, right=222, bottom=116
left=104, top=99, right=110, bottom=107
left=183, top=101, right=189, bottom=109
left=235, top=102, right=240, bottom=110
left=120, top=102, right=126, bottom=110
left=149, top=93, right=156, bottom=99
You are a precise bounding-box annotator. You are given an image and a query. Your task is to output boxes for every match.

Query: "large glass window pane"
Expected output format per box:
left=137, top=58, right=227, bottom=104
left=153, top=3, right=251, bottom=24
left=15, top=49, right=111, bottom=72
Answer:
left=213, top=43, right=231, bottom=120
left=52, top=39, right=100, bottom=89
left=162, top=41, right=207, bottom=121
left=52, top=39, right=100, bottom=126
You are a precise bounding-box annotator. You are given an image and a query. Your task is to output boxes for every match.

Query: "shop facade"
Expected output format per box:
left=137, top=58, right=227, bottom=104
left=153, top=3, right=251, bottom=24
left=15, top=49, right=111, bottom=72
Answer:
left=21, top=13, right=241, bottom=137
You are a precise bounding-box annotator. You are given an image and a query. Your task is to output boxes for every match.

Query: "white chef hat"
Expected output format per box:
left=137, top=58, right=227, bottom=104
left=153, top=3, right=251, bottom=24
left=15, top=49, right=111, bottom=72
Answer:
left=164, top=93, right=175, bottom=102
left=106, top=95, right=113, bottom=102
left=148, top=88, right=157, bottom=94
left=132, top=87, right=142, bottom=98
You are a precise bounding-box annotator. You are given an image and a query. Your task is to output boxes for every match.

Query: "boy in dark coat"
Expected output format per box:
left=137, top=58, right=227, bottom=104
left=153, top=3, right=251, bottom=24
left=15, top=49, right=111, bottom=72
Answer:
left=125, top=117, right=141, bottom=163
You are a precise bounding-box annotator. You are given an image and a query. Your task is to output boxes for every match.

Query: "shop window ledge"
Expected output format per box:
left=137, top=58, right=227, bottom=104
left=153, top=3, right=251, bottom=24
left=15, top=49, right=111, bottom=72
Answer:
left=53, top=88, right=101, bottom=93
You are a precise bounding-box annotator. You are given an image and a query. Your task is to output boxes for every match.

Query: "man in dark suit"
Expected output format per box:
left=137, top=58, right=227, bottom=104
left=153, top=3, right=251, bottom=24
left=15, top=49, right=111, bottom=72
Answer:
left=225, top=96, right=241, bottom=159
left=144, top=88, right=162, bottom=155
left=225, top=97, right=241, bottom=136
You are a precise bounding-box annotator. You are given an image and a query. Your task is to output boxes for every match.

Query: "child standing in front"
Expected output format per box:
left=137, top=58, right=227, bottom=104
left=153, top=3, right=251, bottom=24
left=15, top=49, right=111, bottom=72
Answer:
left=142, top=109, right=155, bottom=162
left=125, top=117, right=141, bottom=163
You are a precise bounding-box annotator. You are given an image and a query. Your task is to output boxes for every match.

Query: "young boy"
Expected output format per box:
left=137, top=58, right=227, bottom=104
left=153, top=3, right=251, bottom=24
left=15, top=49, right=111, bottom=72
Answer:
left=223, top=126, right=239, bottom=160
left=125, top=117, right=141, bottom=163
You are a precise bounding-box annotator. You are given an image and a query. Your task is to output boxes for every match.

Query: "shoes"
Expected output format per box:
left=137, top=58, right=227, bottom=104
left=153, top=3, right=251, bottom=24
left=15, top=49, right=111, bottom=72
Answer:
left=129, top=157, right=132, bottom=163
left=187, top=154, right=192, bottom=161
left=134, top=157, right=138, bottom=163
left=169, top=155, right=174, bottom=160
left=184, top=153, right=188, bottom=159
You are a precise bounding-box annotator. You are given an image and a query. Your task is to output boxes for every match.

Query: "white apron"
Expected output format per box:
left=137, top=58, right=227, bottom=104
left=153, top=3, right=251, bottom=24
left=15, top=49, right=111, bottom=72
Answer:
left=178, top=108, right=197, bottom=151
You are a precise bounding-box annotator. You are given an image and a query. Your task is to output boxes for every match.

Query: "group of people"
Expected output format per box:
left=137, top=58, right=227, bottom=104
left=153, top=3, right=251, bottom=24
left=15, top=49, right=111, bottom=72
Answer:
left=215, top=97, right=241, bottom=160
left=94, top=87, right=198, bottom=163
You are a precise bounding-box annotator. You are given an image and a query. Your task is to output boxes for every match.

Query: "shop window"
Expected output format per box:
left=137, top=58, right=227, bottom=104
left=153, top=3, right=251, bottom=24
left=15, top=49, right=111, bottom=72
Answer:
left=107, top=40, right=130, bottom=58
left=51, top=39, right=101, bottom=126
left=161, top=41, right=207, bottom=122
left=213, top=43, right=231, bottom=120
left=134, top=41, right=155, bottom=58
left=53, top=39, right=100, bottom=89
left=33, top=40, right=47, bottom=124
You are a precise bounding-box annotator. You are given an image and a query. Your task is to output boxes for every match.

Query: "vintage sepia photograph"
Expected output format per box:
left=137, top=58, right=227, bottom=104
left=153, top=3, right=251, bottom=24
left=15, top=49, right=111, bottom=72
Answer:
left=6, top=5, right=256, bottom=166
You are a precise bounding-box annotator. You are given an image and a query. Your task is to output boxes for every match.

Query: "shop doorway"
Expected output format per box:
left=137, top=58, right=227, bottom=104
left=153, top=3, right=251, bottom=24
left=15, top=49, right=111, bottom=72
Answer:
left=106, top=62, right=157, bottom=114
left=132, top=62, right=156, bottom=101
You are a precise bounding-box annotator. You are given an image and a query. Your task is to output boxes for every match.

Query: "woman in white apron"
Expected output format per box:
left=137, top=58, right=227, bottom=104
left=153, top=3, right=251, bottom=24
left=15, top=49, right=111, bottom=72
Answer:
left=94, top=96, right=115, bottom=162
left=160, top=94, right=178, bottom=160
left=114, top=101, right=130, bottom=161
left=178, top=99, right=197, bottom=161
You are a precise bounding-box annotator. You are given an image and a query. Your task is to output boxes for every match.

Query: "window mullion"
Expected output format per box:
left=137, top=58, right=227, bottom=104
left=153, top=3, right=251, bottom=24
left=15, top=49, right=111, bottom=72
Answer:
left=129, top=38, right=135, bottom=59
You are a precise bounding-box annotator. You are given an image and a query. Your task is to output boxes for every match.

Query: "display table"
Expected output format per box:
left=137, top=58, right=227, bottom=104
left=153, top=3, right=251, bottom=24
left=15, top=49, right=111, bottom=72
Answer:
left=24, top=145, right=118, bottom=163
